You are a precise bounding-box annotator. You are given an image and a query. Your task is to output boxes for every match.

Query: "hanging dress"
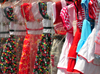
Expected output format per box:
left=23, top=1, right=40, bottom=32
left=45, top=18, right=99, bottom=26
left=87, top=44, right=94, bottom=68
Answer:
left=33, top=2, right=53, bottom=74
left=57, top=3, right=76, bottom=74
left=66, top=0, right=85, bottom=73
left=52, top=1, right=67, bottom=35
left=19, top=2, right=43, bottom=74
left=76, top=0, right=95, bottom=61
left=10, top=6, right=26, bottom=72
left=0, top=7, right=10, bottom=73
left=74, top=0, right=100, bottom=74
left=0, top=6, right=19, bottom=74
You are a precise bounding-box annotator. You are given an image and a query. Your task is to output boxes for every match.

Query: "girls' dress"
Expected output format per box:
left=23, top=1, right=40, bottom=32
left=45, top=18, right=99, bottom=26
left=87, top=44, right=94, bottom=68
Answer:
left=19, top=2, right=43, bottom=74
left=0, top=7, right=10, bottom=73
left=76, top=0, right=95, bottom=61
left=33, top=2, right=53, bottom=74
left=66, top=0, right=85, bottom=73
left=57, top=3, right=76, bottom=74
left=10, top=6, right=26, bottom=72
left=0, top=6, right=20, bottom=73
left=74, top=0, right=100, bottom=74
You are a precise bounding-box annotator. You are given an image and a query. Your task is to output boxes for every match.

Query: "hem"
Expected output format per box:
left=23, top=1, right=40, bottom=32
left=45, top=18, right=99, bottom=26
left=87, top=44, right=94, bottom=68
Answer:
left=78, top=54, right=100, bottom=66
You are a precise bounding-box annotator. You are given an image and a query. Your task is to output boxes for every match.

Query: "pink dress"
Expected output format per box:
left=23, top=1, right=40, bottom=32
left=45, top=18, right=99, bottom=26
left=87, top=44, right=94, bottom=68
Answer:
left=57, top=3, right=76, bottom=74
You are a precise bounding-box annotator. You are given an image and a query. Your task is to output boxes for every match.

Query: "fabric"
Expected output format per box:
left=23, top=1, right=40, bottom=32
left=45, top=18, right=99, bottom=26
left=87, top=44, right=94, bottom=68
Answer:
left=57, top=3, right=76, bottom=74
left=60, top=3, right=76, bottom=33
left=81, top=0, right=90, bottom=19
left=21, top=3, right=34, bottom=22
left=53, top=1, right=63, bottom=24
left=19, top=2, right=43, bottom=74
left=52, top=1, right=67, bottom=35
left=67, top=28, right=81, bottom=72
left=0, top=35, right=17, bottom=74
left=4, top=7, right=15, bottom=21
left=81, top=0, right=95, bottom=30
left=33, top=33, right=51, bottom=74
left=0, top=38, right=8, bottom=73
left=50, top=35, right=64, bottom=74
left=74, top=0, right=85, bottom=29
left=76, top=19, right=91, bottom=61
left=0, top=7, right=10, bottom=38
left=33, top=2, right=53, bottom=74
left=74, top=56, right=100, bottom=74
left=95, top=31, right=100, bottom=55
left=19, top=34, right=42, bottom=74
left=38, top=2, right=50, bottom=19
left=0, top=0, right=6, bottom=3
left=88, top=0, right=99, bottom=20
left=57, top=33, right=73, bottom=74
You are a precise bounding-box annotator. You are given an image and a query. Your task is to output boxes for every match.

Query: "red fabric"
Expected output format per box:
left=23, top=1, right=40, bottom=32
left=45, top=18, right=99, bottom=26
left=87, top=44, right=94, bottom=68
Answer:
left=19, top=34, right=42, bottom=74
left=73, top=70, right=84, bottom=74
left=68, top=27, right=81, bottom=58
left=67, top=28, right=81, bottom=72
left=60, top=5, right=73, bottom=33
left=54, top=1, right=62, bottom=24
left=88, top=0, right=97, bottom=20
left=21, top=3, right=34, bottom=22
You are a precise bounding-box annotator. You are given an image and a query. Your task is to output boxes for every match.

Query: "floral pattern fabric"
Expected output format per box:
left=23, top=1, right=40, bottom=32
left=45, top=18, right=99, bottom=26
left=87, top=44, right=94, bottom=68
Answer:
left=19, top=34, right=42, bottom=74
left=33, top=33, right=51, bottom=74
left=38, top=2, right=50, bottom=19
left=0, top=35, right=17, bottom=74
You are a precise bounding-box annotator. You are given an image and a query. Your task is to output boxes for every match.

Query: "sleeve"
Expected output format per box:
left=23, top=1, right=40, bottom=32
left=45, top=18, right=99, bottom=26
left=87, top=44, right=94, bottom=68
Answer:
left=60, top=6, right=73, bottom=33
left=88, top=0, right=97, bottom=19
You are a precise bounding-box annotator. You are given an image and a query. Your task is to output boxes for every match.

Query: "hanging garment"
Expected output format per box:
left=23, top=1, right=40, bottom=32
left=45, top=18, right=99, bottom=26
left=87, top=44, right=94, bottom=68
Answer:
left=76, top=0, right=95, bottom=61
left=66, top=0, right=85, bottom=73
left=74, top=2, right=100, bottom=73
left=0, top=7, right=9, bottom=58
left=9, top=5, right=26, bottom=72
left=33, top=2, right=53, bottom=74
left=57, top=3, right=76, bottom=74
left=77, top=13, right=100, bottom=66
left=19, top=2, right=43, bottom=74
left=95, top=31, right=100, bottom=56
left=0, top=35, right=17, bottom=74
left=50, top=35, right=65, bottom=74
left=52, top=1, right=68, bottom=35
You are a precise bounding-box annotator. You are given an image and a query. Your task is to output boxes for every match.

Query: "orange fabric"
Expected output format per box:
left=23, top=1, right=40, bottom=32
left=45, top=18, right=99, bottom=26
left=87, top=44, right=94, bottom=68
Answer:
left=19, top=34, right=42, bottom=74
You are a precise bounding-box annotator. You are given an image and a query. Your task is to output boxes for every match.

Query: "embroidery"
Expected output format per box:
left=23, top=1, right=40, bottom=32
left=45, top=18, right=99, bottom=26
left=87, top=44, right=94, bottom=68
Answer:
left=38, top=2, right=51, bottom=19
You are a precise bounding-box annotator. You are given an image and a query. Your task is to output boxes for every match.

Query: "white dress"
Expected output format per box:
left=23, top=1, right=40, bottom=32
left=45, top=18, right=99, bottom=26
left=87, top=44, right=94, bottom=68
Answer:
left=9, top=6, right=26, bottom=36
left=57, top=3, right=76, bottom=74
left=0, top=7, right=9, bottom=38
left=74, top=12, right=100, bottom=74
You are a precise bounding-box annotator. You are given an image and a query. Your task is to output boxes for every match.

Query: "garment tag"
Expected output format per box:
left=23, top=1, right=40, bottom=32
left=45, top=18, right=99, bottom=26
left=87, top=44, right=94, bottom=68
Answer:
left=73, top=20, right=77, bottom=36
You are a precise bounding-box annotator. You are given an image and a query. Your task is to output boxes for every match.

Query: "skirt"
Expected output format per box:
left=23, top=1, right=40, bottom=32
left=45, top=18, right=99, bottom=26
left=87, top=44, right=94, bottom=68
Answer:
left=33, top=33, right=51, bottom=74
left=19, top=34, right=42, bottom=74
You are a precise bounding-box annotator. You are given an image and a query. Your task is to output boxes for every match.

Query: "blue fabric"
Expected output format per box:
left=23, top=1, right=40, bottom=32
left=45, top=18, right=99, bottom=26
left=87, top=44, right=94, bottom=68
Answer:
left=76, top=19, right=92, bottom=61
left=81, top=0, right=90, bottom=19
left=76, top=0, right=95, bottom=61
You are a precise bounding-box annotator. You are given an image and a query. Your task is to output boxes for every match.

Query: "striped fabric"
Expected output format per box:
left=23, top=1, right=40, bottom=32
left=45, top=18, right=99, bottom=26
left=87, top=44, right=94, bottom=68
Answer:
left=89, top=0, right=100, bottom=25
left=60, top=5, right=73, bottom=33
left=77, top=7, right=85, bottom=29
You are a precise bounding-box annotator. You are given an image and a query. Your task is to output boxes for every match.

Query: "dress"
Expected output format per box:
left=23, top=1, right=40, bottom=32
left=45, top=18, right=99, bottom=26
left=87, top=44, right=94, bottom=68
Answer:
left=50, top=35, right=65, bottom=74
left=66, top=0, right=85, bottom=73
left=76, top=0, right=95, bottom=61
left=0, top=7, right=10, bottom=73
left=52, top=1, right=67, bottom=35
left=74, top=0, right=100, bottom=74
left=57, top=3, right=76, bottom=74
left=33, top=2, right=53, bottom=74
left=19, top=2, right=43, bottom=74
